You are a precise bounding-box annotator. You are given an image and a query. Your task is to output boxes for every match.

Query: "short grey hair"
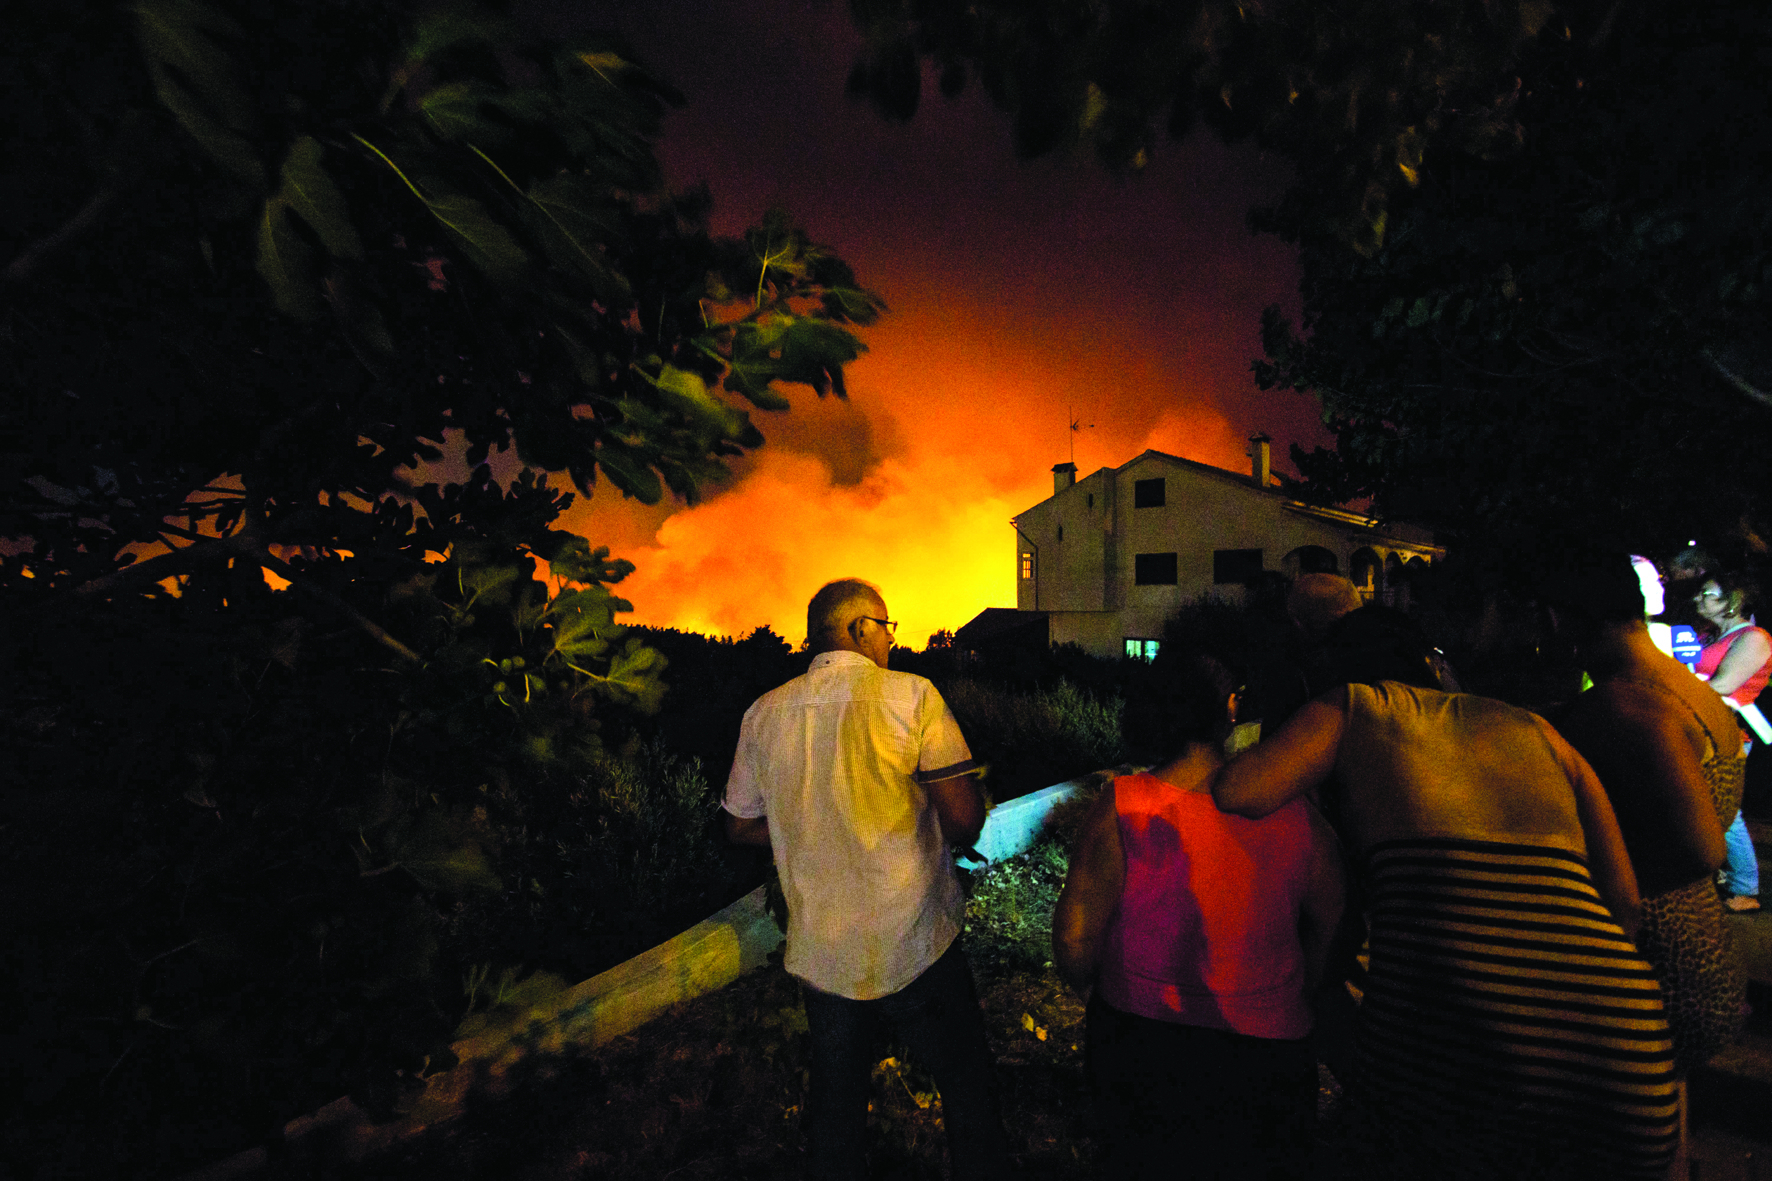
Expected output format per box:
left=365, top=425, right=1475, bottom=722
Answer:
left=807, top=578, right=884, bottom=650
left=1287, top=573, right=1363, bottom=638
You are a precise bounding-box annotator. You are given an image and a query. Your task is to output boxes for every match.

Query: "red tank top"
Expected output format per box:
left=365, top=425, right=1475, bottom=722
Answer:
left=1095, top=773, right=1317, bottom=1039
left=1696, top=623, right=1772, bottom=705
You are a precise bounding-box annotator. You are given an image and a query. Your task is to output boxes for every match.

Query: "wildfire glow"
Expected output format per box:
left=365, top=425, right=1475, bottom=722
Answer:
left=561, top=260, right=1285, bottom=647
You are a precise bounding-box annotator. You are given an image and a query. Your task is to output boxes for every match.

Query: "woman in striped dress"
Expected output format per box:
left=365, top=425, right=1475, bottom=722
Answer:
left=1212, top=608, right=1679, bottom=1179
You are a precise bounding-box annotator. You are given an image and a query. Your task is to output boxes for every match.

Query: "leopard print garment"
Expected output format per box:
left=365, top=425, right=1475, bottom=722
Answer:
left=1636, top=741, right=1746, bottom=1076
left=1638, top=878, right=1746, bottom=1075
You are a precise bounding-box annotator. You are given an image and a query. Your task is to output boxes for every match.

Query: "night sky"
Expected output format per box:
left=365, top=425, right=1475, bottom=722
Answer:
left=530, top=0, right=1325, bottom=646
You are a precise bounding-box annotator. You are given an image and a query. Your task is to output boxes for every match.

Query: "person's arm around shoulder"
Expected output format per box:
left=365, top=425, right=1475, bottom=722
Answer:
left=1296, top=801, right=1347, bottom=992
left=1052, top=782, right=1125, bottom=993
left=1538, top=716, right=1642, bottom=938
left=1211, top=687, right=1349, bottom=819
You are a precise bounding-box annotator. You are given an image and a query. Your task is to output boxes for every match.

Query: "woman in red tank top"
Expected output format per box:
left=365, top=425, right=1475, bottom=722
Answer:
left=1053, top=654, right=1344, bottom=1180
left=1693, top=572, right=1768, bottom=912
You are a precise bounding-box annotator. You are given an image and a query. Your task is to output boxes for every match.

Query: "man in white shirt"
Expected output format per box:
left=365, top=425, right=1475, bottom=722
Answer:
left=724, top=579, right=1008, bottom=1179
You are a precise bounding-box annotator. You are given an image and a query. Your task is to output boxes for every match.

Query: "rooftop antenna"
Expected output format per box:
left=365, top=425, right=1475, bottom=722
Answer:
left=1068, top=404, right=1094, bottom=466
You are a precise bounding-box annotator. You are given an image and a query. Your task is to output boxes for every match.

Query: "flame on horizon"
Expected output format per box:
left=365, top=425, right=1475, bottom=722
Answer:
left=562, top=382, right=1255, bottom=650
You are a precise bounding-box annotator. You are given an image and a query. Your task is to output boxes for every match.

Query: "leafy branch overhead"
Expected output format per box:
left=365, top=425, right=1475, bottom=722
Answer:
left=1252, top=0, right=1772, bottom=556
left=4, top=0, right=882, bottom=662
left=4, top=0, right=878, bottom=566
left=845, top=0, right=1564, bottom=253
left=1, top=2, right=884, bottom=1165
left=126, top=0, right=882, bottom=506
left=847, top=0, right=1772, bottom=556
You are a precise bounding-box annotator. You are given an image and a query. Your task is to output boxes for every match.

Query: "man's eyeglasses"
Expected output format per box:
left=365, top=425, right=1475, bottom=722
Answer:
left=859, top=616, right=898, bottom=637
left=1697, top=589, right=1726, bottom=600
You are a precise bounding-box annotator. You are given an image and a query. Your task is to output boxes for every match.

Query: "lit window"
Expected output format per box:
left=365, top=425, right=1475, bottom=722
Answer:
left=1020, top=554, right=1033, bottom=580
left=1134, top=552, right=1178, bottom=584
left=1125, top=638, right=1161, bottom=661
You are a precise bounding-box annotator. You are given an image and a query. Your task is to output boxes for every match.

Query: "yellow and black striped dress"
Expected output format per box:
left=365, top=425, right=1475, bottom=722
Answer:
left=1354, top=837, right=1679, bottom=1179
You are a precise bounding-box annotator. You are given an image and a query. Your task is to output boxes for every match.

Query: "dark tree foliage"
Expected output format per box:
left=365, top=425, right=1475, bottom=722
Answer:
left=847, top=0, right=1557, bottom=252
left=848, top=0, right=1772, bottom=565
left=1261, top=0, right=1772, bottom=561
left=628, top=625, right=811, bottom=774
left=0, top=0, right=878, bottom=1174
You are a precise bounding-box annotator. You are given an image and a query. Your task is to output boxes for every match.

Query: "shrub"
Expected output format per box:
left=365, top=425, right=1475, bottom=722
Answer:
left=964, top=838, right=1070, bottom=981
left=452, top=742, right=745, bottom=980
left=939, top=678, right=1124, bottom=801
left=961, top=769, right=1106, bottom=981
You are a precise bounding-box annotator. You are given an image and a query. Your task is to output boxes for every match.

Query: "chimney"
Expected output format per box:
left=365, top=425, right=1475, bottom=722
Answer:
left=1052, top=462, right=1077, bottom=494
left=1247, top=434, right=1271, bottom=488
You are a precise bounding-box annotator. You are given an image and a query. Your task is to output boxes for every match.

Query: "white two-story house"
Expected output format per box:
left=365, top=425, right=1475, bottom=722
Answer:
left=1005, top=437, right=1442, bottom=660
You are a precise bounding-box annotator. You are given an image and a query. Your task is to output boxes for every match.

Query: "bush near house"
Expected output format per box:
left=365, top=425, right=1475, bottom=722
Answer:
left=627, top=625, right=811, bottom=780
left=937, top=678, right=1125, bottom=803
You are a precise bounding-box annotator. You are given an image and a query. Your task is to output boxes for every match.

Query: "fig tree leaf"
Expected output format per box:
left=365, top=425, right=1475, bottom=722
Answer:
left=397, top=813, right=501, bottom=895
left=524, top=175, right=629, bottom=300
left=418, top=81, right=508, bottom=143
left=134, top=0, right=253, bottom=131
left=548, top=537, right=634, bottom=586
left=596, top=637, right=668, bottom=713
left=404, top=9, right=513, bottom=69
left=425, top=190, right=528, bottom=283
left=278, top=136, right=363, bottom=259
left=777, top=316, right=867, bottom=396
left=647, top=364, right=745, bottom=439
left=457, top=561, right=523, bottom=609
left=594, top=443, right=663, bottom=503
left=146, top=61, right=264, bottom=187
left=256, top=199, right=321, bottom=320
left=324, top=270, right=398, bottom=360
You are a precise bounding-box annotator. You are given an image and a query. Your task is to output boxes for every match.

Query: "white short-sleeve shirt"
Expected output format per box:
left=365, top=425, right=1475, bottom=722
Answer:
left=723, top=650, right=978, bottom=999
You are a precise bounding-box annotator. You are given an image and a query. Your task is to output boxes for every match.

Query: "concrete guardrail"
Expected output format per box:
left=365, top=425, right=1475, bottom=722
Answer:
left=184, top=769, right=1105, bottom=1179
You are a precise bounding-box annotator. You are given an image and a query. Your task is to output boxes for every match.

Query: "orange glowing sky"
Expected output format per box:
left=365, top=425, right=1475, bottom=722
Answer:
left=536, top=0, right=1326, bottom=648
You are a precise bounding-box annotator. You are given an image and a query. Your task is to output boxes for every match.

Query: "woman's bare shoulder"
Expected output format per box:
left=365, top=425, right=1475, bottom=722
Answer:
left=1562, top=677, right=1709, bottom=756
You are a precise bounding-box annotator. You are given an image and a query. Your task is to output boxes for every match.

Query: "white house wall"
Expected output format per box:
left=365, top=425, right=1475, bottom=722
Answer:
left=1013, top=450, right=1440, bottom=659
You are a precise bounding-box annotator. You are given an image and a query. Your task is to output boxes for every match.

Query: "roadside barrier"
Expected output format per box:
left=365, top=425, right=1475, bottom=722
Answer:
left=183, top=769, right=1105, bottom=1179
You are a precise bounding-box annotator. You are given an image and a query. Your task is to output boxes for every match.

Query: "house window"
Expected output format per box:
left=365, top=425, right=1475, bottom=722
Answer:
left=1134, top=552, right=1178, bottom=585
left=1213, top=548, right=1263, bottom=584
left=1020, top=554, right=1033, bottom=580
left=1086, top=493, right=1094, bottom=508
left=1133, top=478, right=1165, bottom=508
left=1057, top=524, right=1064, bottom=541
left=1125, top=638, right=1161, bottom=661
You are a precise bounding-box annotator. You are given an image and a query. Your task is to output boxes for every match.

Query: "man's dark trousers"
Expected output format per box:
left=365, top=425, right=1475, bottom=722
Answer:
left=801, top=937, right=1009, bottom=1179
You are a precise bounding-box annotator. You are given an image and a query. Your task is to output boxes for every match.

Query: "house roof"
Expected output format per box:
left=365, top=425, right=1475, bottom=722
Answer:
left=1017, top=449, right=1283, bottom=521
left=954, top=608, right=1049, bottom=646
left=1015, top=448, right=1439, bottom=552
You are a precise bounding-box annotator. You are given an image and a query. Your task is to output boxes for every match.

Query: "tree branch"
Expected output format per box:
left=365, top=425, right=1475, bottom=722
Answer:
left=73, top=536, right=234, bottom=600
left=251, top=546, right=423, bottom=666
left=73, top=530, right=424, bottom=667
left=1702, top=349, right=1772, bottom=410
left=2, top=188, right=120, bottom=292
